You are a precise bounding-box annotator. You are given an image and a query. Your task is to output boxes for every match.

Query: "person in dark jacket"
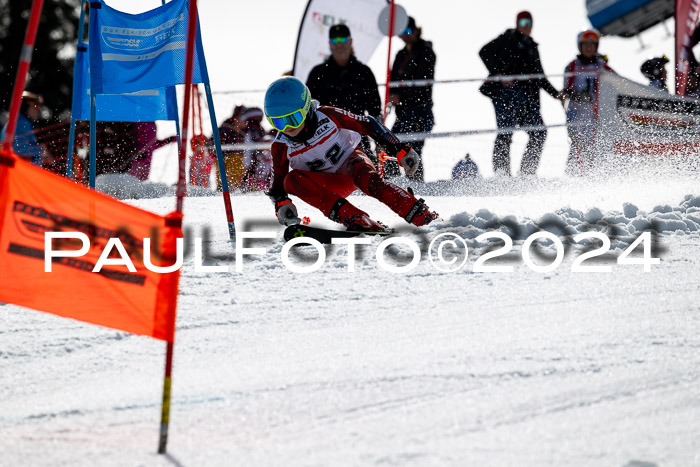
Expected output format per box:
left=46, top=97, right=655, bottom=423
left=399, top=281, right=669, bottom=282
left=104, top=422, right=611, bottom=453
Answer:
left=452, top=153, right=479, bottom=179
left=307, top=24, right=382, bottom=162
left=386, top=16, right=436, bottom=181
left=479, top=11, right=564, bottom=176
left=640, top=55, right=669, bottom=91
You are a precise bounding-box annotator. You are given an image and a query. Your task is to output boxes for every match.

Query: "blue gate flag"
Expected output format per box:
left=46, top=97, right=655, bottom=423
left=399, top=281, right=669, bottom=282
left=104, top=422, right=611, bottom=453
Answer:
left=73, top=43, right=178, bottom=122
left=88, top=0, right=209, bottom=95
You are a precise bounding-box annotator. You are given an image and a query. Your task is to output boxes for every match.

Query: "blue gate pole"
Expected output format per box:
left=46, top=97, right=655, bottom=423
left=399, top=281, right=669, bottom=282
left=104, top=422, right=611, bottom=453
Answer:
left=89, top=93, right=96, bottom=189
left=203, top=82, right=236, bottom=239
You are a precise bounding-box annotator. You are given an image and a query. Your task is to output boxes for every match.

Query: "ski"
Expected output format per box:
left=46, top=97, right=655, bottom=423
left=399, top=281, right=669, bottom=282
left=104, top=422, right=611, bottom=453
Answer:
left=283, top=224, right=392, bottom=244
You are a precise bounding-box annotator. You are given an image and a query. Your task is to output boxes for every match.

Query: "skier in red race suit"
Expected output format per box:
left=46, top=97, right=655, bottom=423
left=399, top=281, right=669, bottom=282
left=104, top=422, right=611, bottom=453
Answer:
left=264, top=76, right=439, bottom=231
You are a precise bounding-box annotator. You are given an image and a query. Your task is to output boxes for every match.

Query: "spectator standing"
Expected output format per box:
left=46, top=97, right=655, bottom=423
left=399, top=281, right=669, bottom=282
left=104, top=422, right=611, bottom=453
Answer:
left=641, top=55, right=669, bottom=91
left=307, top=24, right=381, bottom=120
left=1, top=92, right=45, bottom=164
left=386, top=16, right=436, bottom=181
left=563, top=29, right=614, bottom=175
left=452, top=153, right=479, bottom=179
left=307, top=24, right=382, bottom=163
left=479, top=11, right=564, bottom=176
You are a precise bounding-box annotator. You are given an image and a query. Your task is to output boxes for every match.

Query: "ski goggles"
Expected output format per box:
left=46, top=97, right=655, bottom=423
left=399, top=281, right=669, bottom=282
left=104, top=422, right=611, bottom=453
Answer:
left=581, top=30, right=600, bottom=42
left=517, top=18, right=532, bottom=27
left=330, top=36, right=350, bottom=45
left=267, top=110, right=307, bottom=132
left=400, top=27, right=413, bottom=36
left=267, top=96, right=311, bottom=133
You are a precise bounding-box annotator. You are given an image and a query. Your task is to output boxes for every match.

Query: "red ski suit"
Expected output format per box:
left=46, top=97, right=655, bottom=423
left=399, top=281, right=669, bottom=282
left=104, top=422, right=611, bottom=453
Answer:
left=268, top=106, right=422, bottom=225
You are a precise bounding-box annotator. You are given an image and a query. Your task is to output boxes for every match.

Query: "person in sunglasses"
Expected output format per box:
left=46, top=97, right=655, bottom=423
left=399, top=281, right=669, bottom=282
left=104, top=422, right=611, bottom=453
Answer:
left=263, top=76, right=439, bottom=232
left=386, top=16, right=436, bottom=181
left=479, top=10, right=565, bottom=176
left=562, top=29, right=614, bottom=175
left=306, top=24, right=382, bottom=165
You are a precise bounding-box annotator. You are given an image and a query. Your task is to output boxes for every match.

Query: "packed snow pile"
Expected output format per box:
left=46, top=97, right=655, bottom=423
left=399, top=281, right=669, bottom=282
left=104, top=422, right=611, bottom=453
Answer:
left=437, top=194, right=700, bottom=250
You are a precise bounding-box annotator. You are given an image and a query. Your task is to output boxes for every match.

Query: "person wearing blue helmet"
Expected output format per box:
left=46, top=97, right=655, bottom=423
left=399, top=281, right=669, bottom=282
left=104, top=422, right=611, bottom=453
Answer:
left=263, top=76, right=439, bottom=231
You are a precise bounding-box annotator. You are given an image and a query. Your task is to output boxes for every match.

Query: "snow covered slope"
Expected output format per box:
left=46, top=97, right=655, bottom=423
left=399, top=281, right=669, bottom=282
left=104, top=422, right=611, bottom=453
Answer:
left=1, top=173, right=699, bottom=466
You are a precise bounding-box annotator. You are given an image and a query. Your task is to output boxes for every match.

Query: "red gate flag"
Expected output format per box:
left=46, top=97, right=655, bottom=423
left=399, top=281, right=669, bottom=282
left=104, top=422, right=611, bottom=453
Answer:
left=0, top=150, right=181, bottom=342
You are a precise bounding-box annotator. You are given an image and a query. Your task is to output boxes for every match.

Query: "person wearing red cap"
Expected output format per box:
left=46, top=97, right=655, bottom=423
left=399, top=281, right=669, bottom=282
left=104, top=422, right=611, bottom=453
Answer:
left=516, top=11, right=532, bottom=27
left=479, top=11, right=564, bottom=176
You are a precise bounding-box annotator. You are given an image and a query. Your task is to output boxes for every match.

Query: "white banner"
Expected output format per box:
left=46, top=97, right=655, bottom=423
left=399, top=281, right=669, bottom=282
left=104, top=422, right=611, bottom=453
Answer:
left=596, top=71, right=700, bottom=158
left=292, top=0, right=386, bottom=83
